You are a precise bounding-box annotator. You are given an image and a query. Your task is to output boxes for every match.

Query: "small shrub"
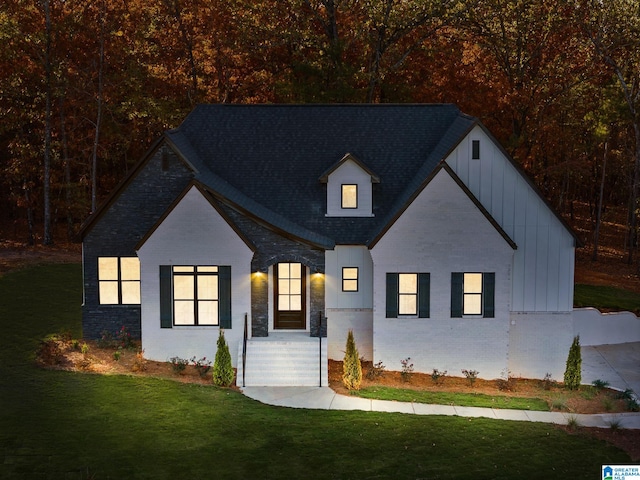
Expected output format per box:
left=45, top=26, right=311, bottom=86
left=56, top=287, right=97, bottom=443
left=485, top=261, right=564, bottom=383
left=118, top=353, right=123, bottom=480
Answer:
left=580, top=386, right=597, bottom=400
left=342, top=330, right=363, bottom=390
left=591, top=379, right=610, bottom=390
left=36, top=338, right=65, bottom=366
left=497, top=369, right=517, bottom=391
left=563, top=335, right=581, bottom=390
left=542, top=372, right=556, bottom=391
left=551, top=397, right=569, bottom=411
left=566, top=415, right=581, bottom=430
left=461, top=369, right=479, bottom=387
left=116, top=325, right=135, bottom=349
left=616, top=388, right=635, bottom=401
left=601, top=397, right=614, bottom=412
left=607, top=418, right=622, bottom=431
left=97, top=330, right=115, bottom=349
left=81, top=343, right=90, bottom=356
left=213, top=330, right=234, bottom=387
left=400, top=358, right=414, bottom=382
left=169, top=356, right=188, bottom=374
left=131, top=349, right=147, bottom=372
left=113, top=350, right=121, bottom=361
left=626, top=397, right=639, bottom=412
left=431, top=369, right=447, bottom=385
left=366, top=361, right=386, bottom=380
left=191, top=356, right=212, bottom=378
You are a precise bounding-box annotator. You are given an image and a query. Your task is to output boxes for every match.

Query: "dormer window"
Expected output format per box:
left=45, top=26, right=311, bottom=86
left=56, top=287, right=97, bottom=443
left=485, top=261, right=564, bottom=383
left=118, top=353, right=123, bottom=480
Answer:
left=320, top=153, right=379, bottom=217
left=342, top=184, right=358, bottom=209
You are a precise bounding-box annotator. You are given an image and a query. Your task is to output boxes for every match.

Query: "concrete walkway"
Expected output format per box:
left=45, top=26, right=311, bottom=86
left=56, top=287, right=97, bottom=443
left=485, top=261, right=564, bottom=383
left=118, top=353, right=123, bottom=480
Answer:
left=242, top=342, right=640, bottom=430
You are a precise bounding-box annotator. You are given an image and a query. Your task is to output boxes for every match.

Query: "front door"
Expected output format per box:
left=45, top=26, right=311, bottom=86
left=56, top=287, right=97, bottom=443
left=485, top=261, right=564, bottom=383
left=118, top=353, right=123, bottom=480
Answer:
left=274, top=262, right=306, bottom=329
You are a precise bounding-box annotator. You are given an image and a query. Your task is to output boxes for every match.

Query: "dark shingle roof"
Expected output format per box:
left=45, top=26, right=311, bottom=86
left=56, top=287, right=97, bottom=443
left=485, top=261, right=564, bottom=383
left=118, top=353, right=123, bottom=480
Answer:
left=166, top=104, right=476, bottom=247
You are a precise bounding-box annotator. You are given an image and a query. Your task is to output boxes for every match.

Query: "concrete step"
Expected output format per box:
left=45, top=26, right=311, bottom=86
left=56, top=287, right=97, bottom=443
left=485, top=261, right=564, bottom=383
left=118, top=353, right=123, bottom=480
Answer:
left=237, top=334, right=328, bottom=387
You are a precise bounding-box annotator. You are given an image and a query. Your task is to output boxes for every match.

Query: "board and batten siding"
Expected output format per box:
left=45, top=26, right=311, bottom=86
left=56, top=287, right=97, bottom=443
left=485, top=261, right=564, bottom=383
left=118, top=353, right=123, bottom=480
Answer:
left=370, top=169, right=515, bottom=378
left=445, top=125, right=575, bottom=313
left=136, top=185, right=253, bottom=364
left=325, top=245, right=374, bottom=360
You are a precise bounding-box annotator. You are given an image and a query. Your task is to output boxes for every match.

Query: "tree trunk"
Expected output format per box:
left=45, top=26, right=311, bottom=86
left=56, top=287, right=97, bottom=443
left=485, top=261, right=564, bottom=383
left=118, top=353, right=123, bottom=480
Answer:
left=592, top=141, right=608, bottom=261
left=91, top=2, right=106, bottom=214
left=628, top=122, right=640, bottom=265
left=42, top=0, right=53, bottom=245
left=59, top=101, right=74, bottom=240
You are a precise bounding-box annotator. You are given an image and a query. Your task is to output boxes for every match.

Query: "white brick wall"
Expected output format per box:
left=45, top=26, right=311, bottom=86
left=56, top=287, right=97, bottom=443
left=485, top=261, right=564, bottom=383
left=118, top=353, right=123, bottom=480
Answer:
left=371, top=168, right=515, bottom=379
left=137, top=185, right=253, bottom=365
left=508, top=312, right=574, bottom=380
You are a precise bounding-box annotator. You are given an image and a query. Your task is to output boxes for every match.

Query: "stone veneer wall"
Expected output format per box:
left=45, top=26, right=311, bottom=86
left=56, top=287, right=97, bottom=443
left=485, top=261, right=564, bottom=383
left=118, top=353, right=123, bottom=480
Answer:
left=221, top=205, right=326, bottom=337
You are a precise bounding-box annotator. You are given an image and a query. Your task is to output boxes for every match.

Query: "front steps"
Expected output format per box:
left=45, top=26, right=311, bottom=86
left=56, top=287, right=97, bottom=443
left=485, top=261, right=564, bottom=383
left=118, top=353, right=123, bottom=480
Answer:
left=237, top=333, right=328, bottom=387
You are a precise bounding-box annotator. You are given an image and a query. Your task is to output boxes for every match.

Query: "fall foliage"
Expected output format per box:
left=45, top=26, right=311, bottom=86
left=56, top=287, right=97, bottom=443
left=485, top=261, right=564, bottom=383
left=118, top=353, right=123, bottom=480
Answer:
left=1, top=0, right=639, bottom=267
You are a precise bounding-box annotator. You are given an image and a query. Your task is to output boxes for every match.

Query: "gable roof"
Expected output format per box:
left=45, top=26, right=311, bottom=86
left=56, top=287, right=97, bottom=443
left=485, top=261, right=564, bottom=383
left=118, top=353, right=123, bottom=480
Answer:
left=166, top=103, right=473, bottom=246
left=318, top=153, right=381, bottom=184
left=82, top=103, right=579, bottom=249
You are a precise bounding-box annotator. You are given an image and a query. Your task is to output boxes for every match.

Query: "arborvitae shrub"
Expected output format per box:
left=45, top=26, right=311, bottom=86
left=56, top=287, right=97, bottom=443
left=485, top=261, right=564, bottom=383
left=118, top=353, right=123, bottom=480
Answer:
left=342, top=329, right=362, bottom=390
left=564, top=335, right=582, bottom=390
left=213, top=329, right=234, bottom=387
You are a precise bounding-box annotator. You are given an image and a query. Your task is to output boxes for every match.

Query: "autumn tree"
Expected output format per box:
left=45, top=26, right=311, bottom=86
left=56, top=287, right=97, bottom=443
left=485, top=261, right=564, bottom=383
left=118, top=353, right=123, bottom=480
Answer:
left=578, top=0, right=640, bottom=265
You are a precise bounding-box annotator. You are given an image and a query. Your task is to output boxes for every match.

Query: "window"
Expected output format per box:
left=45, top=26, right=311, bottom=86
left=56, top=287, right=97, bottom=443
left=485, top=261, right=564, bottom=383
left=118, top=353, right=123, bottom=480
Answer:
left=277, top=262, right=302, bottom=312
left=385, top=273, right=430, bottom=318
left=398, top=273, right=417, bottom=315
left=159, top=265, right=232, bottom=328
left=342, top=267, right=359, bottom=292
left=341, top=184, right=358, bottom=209
left=451, top=272, right=495, bottom=318
left=472, top=140, right=480, bottom=160
left=98, top=257, right=140, bottom=305
left=173, top=266, right=219, bottom=325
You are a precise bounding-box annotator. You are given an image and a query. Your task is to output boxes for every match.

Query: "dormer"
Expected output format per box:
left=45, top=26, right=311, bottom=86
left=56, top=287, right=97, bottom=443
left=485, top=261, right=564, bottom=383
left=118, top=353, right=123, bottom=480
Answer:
left=319, top=153, right=380, bottom=217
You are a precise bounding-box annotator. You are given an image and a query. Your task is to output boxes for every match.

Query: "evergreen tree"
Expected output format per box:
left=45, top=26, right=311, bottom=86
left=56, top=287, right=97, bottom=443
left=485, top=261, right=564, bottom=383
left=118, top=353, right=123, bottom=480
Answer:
left=213, top=329, right=234, bottom=387
left=342, top=329, right=362, bottom=390
left=564, top=335, right=582, bottom=390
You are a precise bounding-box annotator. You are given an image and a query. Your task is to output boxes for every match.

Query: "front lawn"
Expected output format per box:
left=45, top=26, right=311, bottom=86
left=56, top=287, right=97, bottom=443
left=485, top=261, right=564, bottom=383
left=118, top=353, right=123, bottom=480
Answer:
left=0, top=264, right=632, bottom=479
left=574, top=283, right=640, bottom=314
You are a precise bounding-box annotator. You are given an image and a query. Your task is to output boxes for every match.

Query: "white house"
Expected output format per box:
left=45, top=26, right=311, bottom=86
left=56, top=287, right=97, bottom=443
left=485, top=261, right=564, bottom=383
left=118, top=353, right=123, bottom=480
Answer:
left=80, top=104, right=579, bottom=386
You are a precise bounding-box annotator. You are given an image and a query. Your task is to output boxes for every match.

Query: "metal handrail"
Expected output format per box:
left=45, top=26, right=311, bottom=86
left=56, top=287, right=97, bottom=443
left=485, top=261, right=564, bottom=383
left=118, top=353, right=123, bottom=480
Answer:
left=242, top=313, right=248, bottom=388
left=318, top=311, right=323, bottom=387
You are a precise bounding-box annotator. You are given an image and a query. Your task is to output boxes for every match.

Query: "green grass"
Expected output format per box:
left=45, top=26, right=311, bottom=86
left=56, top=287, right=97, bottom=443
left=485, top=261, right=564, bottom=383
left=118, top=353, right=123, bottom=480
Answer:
left=574, top=283, right=640, bottom=313
left=355, top=386, right=550, bottom=411
left=0, top=264, right=630, bottom=479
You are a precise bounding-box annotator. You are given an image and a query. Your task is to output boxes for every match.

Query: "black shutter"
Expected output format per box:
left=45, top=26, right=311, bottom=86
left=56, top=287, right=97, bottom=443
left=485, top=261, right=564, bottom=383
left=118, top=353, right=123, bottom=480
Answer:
left=160, top=265, right=172, bottom=328
left=483, top=273, right=495, bottom=318
left=418, top=273, right=430, bottom=318
left=451, top=272, right=463, bottom=318
left=386, top=273, right=398, bottom=318
left=219, top=266, right=232, bottom=328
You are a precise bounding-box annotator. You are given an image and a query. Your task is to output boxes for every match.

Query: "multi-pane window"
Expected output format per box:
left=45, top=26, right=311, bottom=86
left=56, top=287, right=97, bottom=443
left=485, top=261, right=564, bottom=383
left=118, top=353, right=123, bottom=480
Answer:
left=451, top=272, right=495, bottom=318
left=342, top=267, right=359, bottom=292
left=386, top=273, right=430, bottom=318
left=463, top=273, right=483, bottom=315
left=398, top=273, right=418, bottom=315
left=173, top=266, right=219, bottom=325
left=341, top=184, right=358, bottom=209
left=98, top=257, right=140, bottom=305
left=277, top=263, right=303, bottom=312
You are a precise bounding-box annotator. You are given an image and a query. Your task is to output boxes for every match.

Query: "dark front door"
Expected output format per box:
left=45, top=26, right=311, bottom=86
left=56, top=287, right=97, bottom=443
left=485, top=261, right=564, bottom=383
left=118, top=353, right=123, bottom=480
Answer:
left=274, top=262, right=306, bottom=329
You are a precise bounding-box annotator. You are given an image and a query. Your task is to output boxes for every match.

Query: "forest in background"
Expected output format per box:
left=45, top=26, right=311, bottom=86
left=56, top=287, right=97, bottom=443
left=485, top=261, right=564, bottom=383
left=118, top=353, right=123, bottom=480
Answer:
left=1, top=0, right=639, bottom=268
